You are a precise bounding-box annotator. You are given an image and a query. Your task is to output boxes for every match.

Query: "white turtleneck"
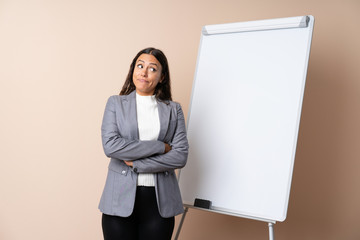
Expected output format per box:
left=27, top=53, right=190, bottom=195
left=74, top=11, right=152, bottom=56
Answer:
left=135, top=93, right=160, bottom=186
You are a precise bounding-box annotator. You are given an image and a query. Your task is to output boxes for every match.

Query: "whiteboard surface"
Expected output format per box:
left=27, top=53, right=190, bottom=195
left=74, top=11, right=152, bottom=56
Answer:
left=179, top=16, right=314, bottom=222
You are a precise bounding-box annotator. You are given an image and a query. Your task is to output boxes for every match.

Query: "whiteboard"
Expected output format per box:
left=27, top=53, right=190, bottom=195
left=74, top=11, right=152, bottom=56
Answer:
left=179, top=16, right=314, bottom=222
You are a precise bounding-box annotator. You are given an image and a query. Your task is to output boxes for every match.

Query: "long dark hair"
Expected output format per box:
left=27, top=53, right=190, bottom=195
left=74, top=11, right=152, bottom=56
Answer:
left=120, top=47, right=172, bottom=101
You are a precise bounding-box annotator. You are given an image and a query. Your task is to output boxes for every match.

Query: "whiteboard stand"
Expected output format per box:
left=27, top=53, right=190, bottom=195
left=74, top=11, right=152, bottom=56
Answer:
left=268, top=222, right=275, bottom=240
left=174, top=207, right=188, bottom=240
left=174, top=208, right=276, bottom=240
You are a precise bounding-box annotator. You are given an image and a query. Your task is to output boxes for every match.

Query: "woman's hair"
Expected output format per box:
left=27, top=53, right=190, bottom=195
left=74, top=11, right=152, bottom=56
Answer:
left=120, top=47, right=172, bottom=101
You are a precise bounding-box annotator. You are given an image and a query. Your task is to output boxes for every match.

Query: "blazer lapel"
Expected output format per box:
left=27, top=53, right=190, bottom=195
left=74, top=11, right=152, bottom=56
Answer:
left=157, top=101, right=171, bottom=141
left=124, top=91, right=139, bottom=140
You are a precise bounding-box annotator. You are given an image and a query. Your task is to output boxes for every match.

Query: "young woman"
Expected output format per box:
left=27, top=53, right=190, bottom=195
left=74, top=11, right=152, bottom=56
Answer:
left=99, top=47, right=189, bottom=240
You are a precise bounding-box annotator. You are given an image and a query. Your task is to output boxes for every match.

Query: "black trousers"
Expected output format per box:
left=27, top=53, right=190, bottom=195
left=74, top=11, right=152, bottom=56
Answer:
left=102, top=186, right=175, bottom=240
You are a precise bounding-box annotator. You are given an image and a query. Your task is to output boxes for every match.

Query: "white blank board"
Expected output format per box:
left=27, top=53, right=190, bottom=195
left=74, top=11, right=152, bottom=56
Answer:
left=179, top=16, right=314, bottom=222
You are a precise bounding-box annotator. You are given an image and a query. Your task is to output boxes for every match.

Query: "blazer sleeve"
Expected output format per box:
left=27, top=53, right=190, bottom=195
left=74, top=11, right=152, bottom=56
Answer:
left=132, top=103, right=189, bottom=173
left=101, top=96, right=165, bottom=161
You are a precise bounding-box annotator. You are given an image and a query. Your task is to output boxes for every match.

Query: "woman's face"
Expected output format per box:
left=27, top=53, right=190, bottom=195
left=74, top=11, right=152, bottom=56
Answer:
left=133, top=53, right=163, bottom=96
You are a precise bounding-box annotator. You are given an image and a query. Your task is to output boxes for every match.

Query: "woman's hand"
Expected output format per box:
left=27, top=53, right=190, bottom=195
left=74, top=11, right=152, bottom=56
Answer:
left=124, top=161, right=133, bottom=167
left=164, top=143, right=172, bottom=153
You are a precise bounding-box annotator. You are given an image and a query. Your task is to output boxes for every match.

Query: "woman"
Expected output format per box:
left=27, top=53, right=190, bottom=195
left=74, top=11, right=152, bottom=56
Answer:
left=99, top=47, right=189, bottom=240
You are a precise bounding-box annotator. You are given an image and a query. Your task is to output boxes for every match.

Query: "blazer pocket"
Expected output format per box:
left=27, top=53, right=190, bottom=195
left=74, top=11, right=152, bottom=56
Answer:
left=108, top=159, right=129, bottom=176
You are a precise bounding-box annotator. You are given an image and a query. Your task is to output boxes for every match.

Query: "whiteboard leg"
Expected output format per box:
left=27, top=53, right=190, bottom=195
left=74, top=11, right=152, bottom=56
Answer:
left=174, top=207, right=189, bottom=240
left=268, top=222, right=275, bottom=240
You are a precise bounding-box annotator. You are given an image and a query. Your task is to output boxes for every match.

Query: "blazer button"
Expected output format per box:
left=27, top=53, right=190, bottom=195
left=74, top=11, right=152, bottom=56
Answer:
left=133, top=168, right=138, bottom=173
left=121, top=170, right=126, bottom=175
left=165, top=171, right=169, bottom=176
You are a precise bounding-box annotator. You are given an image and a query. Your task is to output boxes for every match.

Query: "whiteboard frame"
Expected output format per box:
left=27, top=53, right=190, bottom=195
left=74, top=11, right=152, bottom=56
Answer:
left=178, top=15, right=314, bottom=223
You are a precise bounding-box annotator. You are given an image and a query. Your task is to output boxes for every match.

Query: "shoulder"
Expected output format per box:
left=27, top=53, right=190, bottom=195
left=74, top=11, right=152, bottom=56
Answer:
left=107, top=92, right=135, bottom=104
left=168, top=100, right=179, bottom=107
left=164, top=101, right=185, bottom=118
left=105, top=95, right=122, bottom=106
left=108, top=95, right=127, bottom=101
left=103, top=95, right=130, bottom=112
left=160, top=99, right=182, bottom=110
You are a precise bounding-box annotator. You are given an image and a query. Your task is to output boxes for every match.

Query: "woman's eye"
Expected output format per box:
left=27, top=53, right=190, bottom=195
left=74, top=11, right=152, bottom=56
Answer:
left=137, top=64, right=143, bottom=69
left=150, top=67, right=157, bottom=72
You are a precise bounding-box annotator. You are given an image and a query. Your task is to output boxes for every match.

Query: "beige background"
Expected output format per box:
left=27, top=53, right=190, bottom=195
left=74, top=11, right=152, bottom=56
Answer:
left=0, top=0, right=359, bottom=239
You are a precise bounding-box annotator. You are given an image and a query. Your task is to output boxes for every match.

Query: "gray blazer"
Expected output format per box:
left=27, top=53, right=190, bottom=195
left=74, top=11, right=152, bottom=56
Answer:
left=98, top=91, right=189, bottom=218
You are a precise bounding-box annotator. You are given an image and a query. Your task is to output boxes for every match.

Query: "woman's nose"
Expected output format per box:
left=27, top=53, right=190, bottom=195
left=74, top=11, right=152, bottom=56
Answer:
left=140, top=68, right=147, bottom=77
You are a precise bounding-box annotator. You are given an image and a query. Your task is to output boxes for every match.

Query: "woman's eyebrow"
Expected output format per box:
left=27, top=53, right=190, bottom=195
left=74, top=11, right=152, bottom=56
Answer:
left=137, top=59, right=158, bottom=67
